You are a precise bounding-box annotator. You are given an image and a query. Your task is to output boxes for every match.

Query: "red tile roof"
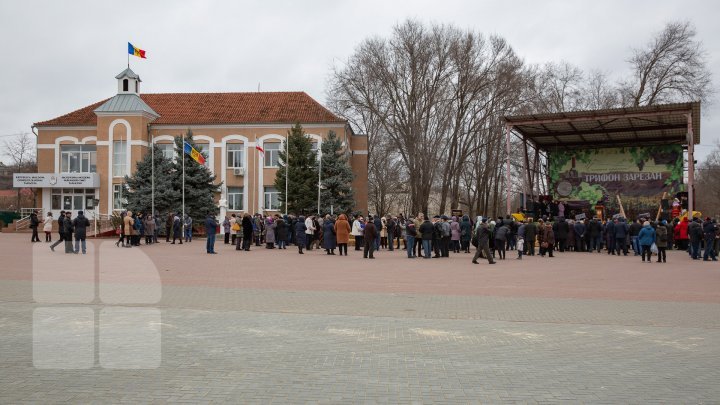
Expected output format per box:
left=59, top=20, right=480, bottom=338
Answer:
left=35, top=92, right=345, bottom=126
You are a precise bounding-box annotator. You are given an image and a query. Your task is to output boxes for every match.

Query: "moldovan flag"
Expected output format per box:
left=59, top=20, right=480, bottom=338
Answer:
left=183, top=141, right=206, bottom=165
left=128, top=42, right=147, bottom=59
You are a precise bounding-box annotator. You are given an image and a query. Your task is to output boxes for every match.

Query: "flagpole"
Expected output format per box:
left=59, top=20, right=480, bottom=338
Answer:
left=284, top=135, right=288, bottom=216
left=182, top=132, right=185, bottom=236
left=253, top=136, right=257, bottom=214
left=151, top=132, right=155, bottom=219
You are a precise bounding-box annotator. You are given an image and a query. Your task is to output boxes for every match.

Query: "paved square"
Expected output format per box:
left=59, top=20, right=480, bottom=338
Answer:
left=1, top=233, right=719, bottom=403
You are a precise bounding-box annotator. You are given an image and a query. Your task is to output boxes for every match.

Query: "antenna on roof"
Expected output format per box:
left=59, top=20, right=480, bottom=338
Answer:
left=257, top=82, right=260, bottom=92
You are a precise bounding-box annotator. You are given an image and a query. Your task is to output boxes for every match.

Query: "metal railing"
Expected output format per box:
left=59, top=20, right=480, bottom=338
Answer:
left=12, top=208, right=43, bottom=231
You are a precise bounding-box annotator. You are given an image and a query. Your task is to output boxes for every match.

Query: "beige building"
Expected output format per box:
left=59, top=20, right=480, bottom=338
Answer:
left=30, top=68, right=368, bottom=219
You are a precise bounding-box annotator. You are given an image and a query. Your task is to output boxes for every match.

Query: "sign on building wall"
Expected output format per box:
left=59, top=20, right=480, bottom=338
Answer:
left=548, top=145, right=683, bottom=215
left=13, top=173, right=101, bottom=188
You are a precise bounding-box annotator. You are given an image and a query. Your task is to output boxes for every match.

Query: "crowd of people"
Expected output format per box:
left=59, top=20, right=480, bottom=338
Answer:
left=36, top=208, right=720, bottom=263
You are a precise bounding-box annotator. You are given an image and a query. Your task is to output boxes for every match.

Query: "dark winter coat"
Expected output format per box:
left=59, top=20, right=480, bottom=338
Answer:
left=63, top=215, right=74, bottom=238
left=573, top=222, right=586, bottom=238
left=494, top=225, right=510, bottom=241
left=72, top=214, right=90, bottom=239
left=614, top=220, right=629, bottom=238
left=588, top=220, right=601, bottom=237
left=556, top=220, right=569, bottom=239
left=242, top=216, right=253, bottom=239
left=476, top=223, right=491, bottom=246
left=323, top=220, right=337, bottom=249
left=419, top=220, right=434, bottom=240
left=57, top=215, right=66, bottom=237
left=29, top=213, right=39, bottom=229
left=460, top=218, right=472, bottom=242
left=294, top=216, right=307, bottom=246
left=173, top=217, right=182, bottom=238
left=205, top=216, right=218, bottom=235
left=525, top=222, right=537, bottom=242
left=655, top=225, right=668, bottom=248
left=540, top=224, right=555, bottom=245
left=276, top=219, right=288, bottom=241
left=364, top=221, right=378, bottom=241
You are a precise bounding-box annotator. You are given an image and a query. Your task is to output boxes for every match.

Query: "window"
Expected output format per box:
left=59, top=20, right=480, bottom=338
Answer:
left=264, top=143, right=280, bottom=168
left=226, top=143, right=244, bottom=168
left=113, top=184, right=127, bottom=210
left=156, top=143, right=175, bottom=160
left=123, top=79, right=128, bottom=92
left=113, top=140, right=127, bottom=177
left=53, top=188, right=95, bottom=211
left=60, top=145, right=96, bottom=173
left=227, top=187, right=243, bottom=211
left=264, top=186, right=280, bottom=211
left=51, top=189, right=61, bottom=210
left=195, top=143, right=210, bottom=168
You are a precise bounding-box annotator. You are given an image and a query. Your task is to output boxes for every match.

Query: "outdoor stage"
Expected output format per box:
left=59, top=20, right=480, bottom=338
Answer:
left=1, top=233, right=719, bottom=403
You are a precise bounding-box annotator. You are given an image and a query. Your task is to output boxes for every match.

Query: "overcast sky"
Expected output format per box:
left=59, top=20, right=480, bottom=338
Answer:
left=1, top=0, right=718, bottom=163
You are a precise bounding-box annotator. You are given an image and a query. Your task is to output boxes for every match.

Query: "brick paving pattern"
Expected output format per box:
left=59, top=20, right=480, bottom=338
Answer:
left=1, top=234, right=719, bottom=403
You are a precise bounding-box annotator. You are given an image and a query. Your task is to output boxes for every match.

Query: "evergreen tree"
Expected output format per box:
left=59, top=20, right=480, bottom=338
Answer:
left=171, top=130, right=222, bottom=221
left=274, top=123, right=318, bottom=214
left=319, top=130, right=355, bottom=214
left=124, top=145, right=178, bottom=215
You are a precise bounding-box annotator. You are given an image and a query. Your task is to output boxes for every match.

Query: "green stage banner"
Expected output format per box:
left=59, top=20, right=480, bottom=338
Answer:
left=548, top=145, right=684, bottom=215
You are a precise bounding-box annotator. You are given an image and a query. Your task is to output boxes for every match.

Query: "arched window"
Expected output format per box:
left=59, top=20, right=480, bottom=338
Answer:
left=123, top=79, right=129, bottom=92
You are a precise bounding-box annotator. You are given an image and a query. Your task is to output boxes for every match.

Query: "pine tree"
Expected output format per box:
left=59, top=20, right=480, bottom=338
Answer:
left=319, top=130, right=355, bottom=214
left=124, top=145, right=178, bottom=215
left=171, top=130, right=221, bottom=222
left=274, top=123, right=318, bottom=214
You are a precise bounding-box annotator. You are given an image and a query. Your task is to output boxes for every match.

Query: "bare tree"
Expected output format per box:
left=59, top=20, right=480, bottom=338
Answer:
left=583, top=70, right=621, bottom=110
left=3, top=133, right=37, bottom=211
left=620, top=21, right=713, bottom=107
left=695, top=143, right=720, bottom=218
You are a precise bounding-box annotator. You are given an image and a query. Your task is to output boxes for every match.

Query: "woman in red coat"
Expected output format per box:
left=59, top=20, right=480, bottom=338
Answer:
left=676, top=217, right=689, bottom=250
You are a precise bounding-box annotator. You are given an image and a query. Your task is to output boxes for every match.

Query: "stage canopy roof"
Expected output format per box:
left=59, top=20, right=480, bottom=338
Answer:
left=504, top=102, right=700, bottom=150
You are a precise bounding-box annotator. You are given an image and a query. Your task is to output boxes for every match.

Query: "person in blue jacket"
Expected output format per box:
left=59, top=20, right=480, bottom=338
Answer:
left=205, top=214, right=218, bottom=254
left=637, top=221, right=656, bottom=263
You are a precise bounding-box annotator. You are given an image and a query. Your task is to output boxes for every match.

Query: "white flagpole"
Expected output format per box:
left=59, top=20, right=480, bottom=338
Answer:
left=317, top=146, right=321, bottom=215
left=151, top=132, right=155, bottom=218
left=182, top=132, right=185, bottom=234
left=253, top=136, right=257, bottom=214
left=285, top=136, right=288, bottom=216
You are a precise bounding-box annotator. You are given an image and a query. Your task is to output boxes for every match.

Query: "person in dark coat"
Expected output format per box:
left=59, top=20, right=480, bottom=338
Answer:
left=614, top=218, right=629, bottom=256
left=242, top=214, right=253, bottom=251
left=172, top=213, right=183, bottom=244
left=524, top=220, right=537, bottom=256
left=275, top=218, right=288, bottom=249
left=385, top=215, right=396, bottom=252
left=363, top=216, right=378, bottom=259
left=29, top=211, right=40, bottom=242
left=72, top=211, right=91, bottom=254
left=604, top=219, right=616, bottom=254
left=63, top=211, right=75, bottom=253
left=573, top=219, right=586, bottom=252
left=460, top=215, right=472, bottom=253
left=539, top=220, right=555, bottom=257
left=472, top=218, right=495, bottom=265
left=588, top=218, right=602, bottom=252
left=165, top=213, right=174, bottom=242
left=322, top=215, right=337, bottom=255
left=205, top=214, right=218, bottom=254
left=555, top=217, right=569, bottom=252
left=50, top=210, right=66, bottom=252
left=418, top=217, right=434, bottom=259
left=295, top=215, right=307, bottom=254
